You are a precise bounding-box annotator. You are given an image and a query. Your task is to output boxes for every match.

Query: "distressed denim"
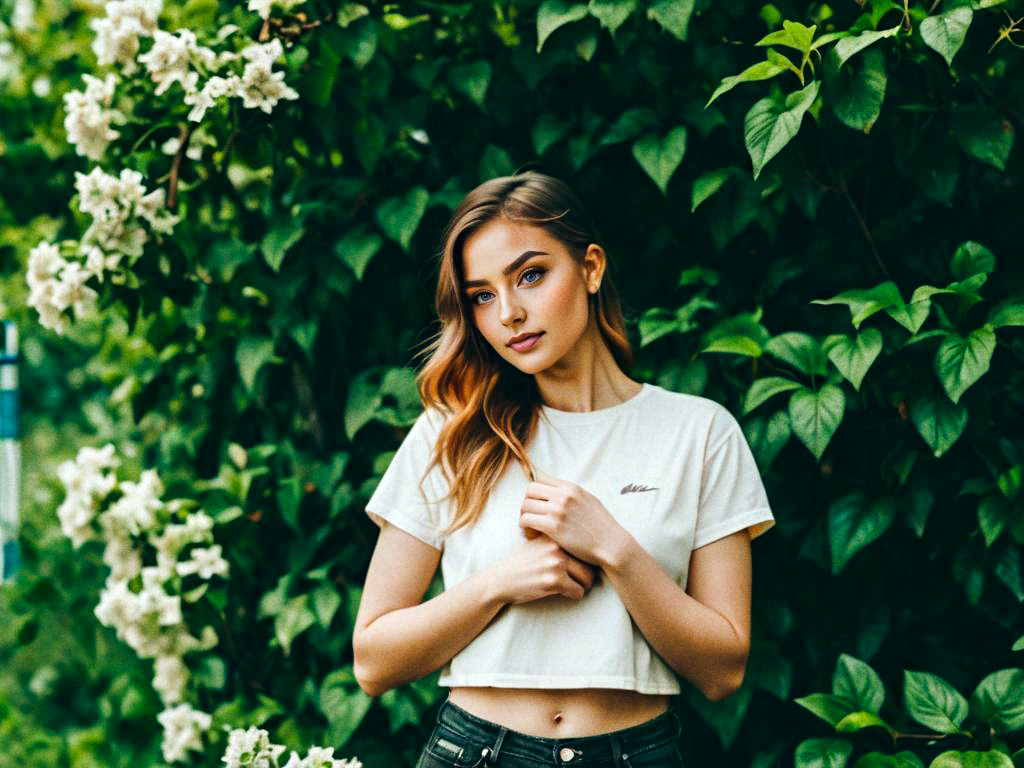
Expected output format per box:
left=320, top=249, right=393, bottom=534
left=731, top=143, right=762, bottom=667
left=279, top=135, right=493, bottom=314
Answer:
left=414, top=698, right=686, bottom=768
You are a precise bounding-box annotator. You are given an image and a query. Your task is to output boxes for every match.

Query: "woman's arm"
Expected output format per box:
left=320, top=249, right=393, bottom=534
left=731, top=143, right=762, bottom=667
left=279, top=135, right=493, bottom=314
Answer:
left=353, top=522, right=507, bottom=697
left=598, top=528, right=753, bottom=702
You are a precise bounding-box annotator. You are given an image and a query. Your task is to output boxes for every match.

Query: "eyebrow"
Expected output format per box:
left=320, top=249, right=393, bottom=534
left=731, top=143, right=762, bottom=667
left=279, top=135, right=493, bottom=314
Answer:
left=463, top=250, right=548, bottom=289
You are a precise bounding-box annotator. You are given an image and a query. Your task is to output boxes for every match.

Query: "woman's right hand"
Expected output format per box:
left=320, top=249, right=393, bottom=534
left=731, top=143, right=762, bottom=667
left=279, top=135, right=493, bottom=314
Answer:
left=487, top=532, right=600, bottom=605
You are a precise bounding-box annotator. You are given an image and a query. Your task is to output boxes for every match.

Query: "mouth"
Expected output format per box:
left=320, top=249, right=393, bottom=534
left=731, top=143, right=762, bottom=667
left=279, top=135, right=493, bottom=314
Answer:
left=507, top=332, right=543, bottom=351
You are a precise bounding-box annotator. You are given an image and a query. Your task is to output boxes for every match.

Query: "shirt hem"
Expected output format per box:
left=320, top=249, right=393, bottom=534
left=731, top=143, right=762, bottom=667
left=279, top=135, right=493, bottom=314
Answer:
left=438, top=674, right=680, bottom=695
left=693, top=507, right=775, bottom=550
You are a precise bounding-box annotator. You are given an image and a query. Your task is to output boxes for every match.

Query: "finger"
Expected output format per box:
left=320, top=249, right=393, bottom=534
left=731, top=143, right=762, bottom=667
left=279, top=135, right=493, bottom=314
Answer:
left=519, top=511, right=550, bottom=537
left=564, top=557, right=595, bottom=590
left=523, top=481, right=558, bottom=501
left=561, top=574, right=585, bottom=600
left=532, top=468, right=563, bottom=488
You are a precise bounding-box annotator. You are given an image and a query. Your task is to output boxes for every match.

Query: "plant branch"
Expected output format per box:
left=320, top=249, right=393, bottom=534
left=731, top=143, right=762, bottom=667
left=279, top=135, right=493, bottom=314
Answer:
left=167, top=122, right=194, bottom=213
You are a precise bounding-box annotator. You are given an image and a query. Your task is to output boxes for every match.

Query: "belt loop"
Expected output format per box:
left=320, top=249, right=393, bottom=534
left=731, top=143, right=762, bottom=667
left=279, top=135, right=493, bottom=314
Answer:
left=481, top=726, right=507, bottom=766
left=610, top=732, right=626, bottom=766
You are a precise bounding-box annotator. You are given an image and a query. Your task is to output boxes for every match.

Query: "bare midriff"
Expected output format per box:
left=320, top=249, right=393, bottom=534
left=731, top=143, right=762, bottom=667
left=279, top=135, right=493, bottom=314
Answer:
left=446, top=687, right=670, bottom=738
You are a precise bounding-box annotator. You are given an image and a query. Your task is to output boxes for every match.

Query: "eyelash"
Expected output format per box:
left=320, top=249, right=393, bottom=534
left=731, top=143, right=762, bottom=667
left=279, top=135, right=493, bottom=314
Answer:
left=470, top=267, right=546, bottom=305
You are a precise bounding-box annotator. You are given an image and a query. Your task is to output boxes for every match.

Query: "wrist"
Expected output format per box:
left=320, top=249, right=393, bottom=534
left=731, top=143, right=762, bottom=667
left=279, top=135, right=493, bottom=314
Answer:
left=597, top=527, right=638, bottom=575
left=477, top=566, right=509, bottom=609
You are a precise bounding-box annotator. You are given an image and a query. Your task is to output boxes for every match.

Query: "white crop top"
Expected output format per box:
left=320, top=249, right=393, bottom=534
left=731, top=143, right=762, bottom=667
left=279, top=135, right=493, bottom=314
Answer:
left=364, top=382, right=775, bottom=694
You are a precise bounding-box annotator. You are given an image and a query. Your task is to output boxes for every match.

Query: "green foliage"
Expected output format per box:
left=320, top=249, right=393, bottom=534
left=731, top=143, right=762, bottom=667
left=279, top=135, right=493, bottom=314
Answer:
left=2, top=0, right=1024, bottom=766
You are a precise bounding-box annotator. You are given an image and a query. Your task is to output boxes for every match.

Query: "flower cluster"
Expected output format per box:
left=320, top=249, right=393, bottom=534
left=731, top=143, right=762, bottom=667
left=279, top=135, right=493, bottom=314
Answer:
left=222, top=727, right=363, bottom=768
left=26, top=166, right=179, bottom=334
left=56, top=443, right=227, bottom=763
left=30, top=0, right=300, bottom=334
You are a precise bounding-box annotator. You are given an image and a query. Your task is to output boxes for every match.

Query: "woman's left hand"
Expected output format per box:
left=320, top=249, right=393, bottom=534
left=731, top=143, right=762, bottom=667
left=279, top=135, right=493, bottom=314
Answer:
left=519, top=468, right=627, bottom=569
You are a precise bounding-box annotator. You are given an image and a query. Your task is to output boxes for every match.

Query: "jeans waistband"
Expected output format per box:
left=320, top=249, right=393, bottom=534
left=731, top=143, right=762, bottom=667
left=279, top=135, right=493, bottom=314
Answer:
left=435, top=698, right=681, bottom=766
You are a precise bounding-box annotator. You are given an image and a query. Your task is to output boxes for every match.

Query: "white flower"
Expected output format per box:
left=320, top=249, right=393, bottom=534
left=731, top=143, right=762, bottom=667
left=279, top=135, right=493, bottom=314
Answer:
left=222, top=726, right=286, bottom=768
left=62, top=73, right=123, bottom=160
left=102, top=532, right=143, bottom=580
left=153, top=655, right=189, bottom=705
left=247, top=0, right=306, bottom=21
left=157, top=703, right=211, bottom=763
left=89, top=0, right=163, bottom=76
left=176, top=544, right=229, bottom=580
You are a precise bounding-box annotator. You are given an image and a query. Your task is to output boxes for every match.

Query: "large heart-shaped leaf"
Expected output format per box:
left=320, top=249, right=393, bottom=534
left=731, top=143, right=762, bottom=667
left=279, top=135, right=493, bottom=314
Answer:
left=744, top=80, right=820, bottom=179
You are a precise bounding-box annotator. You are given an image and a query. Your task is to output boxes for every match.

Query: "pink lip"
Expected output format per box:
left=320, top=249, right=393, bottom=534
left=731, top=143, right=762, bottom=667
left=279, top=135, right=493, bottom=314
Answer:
left=508, top=333, right=543, bottom=351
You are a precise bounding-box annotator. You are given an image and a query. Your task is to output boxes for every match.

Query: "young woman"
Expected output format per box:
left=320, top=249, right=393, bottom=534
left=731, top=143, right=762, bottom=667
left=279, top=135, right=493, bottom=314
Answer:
left=353, top=171, right=775, bottom=768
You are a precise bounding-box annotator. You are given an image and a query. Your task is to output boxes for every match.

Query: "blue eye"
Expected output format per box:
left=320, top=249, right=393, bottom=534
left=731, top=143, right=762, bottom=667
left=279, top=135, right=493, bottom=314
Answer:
left=522, top=267, right=545, bottom=284
left=469, top=267, right=545, bottom=305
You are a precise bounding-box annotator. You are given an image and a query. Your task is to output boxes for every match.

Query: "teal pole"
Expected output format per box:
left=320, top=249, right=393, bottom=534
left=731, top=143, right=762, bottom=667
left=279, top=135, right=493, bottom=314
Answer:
left=0, top=321, right=20, bottom=581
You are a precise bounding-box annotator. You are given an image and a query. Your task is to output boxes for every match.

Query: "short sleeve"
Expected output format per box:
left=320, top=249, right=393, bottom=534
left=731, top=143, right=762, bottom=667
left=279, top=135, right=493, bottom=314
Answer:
left=693, top=406, right=775, bottom=550
left=364, top=408, right=450, bottom=551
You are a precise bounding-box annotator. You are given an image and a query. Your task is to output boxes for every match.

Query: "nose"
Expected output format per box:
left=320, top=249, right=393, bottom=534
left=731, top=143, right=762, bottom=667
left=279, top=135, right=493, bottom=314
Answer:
left=498, top=291, right=525, bottom=326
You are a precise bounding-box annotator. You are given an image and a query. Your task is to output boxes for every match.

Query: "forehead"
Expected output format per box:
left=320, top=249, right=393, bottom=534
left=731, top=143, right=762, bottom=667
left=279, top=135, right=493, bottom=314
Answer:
left=460, top=219, right=568, bottom=279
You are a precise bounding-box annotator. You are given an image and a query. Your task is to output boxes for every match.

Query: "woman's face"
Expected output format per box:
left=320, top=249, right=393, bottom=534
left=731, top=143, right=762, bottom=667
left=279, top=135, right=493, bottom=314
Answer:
left=459, top=218, right=602, bottom=376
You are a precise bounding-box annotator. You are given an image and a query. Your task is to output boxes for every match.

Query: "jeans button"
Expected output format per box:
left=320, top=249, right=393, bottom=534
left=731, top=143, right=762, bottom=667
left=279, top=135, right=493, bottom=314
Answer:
left=559, top=747, right=575, bottom=762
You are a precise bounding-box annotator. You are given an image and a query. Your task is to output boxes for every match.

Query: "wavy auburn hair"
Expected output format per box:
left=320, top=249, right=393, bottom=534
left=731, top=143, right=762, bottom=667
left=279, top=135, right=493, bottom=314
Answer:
left=411, top=171, right=634, bottom=537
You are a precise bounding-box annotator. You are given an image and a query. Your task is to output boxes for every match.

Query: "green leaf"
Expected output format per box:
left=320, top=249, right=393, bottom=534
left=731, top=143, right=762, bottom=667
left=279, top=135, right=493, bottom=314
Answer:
left=632, top=127, right=687, bottom=193
left=375, top=186, right=429, bottom=252
left=744, top=377, right=804, bottom=414
left=904, top=670, right=969, bottom=733
left=319, top=668, right=373, bottom=747
left=312, top=583, right=342, bottom=628
left=744, top=410, right=792, bottom=469
left=989, top=302, right=1024, bottom=329
left=596, top=108, right=660, bottom=150
left=933, top=326, right=996, bottom=403
left=794, top=737, right=854, bottom=768
left=638, top=308, right=679, bottom=347
left=588, top=0, right=637, bottom=35
left=692, top=168, right=735, bottom=211
left=995, top=546, right=1024, bottom=602
left=951, top=242, right=996, bottom=280
left=261, top=218, right=305, bottom=272
left=756, top=20, right=818, bottom=54
left=836, top=711, right=892, bottom=733
left=978, top=495, right=1009, bottom=548
left=830, top=48, right=887, bottom=134
left=829, top=493, right=896, bottom=574
left=537, top=0, right=590, bottom=52
left=532, top=112, right=572, bottom=155
left=930, top=752, right=1015, bottom=768
left=236, top=337, right=275, bottom=395
left=705, top=59, right=788, bottom=108
left=335, top=226, right=382, bottom=280
left=813, top=281, right=902, bottom=329
left=953, top=107, right=1015, bottom=170
left=646, top=0, right=695, bottom=41
left=275, top=595, right=317, bottom=655
left=345, top=368, right=383, bottom=440
left=919, top=7, right=973, bottom=66
left=795, top=694, right=860, bottom=726
left=789, top=384, right=845, bottom=459
left=744, top=80, right=820, bottom=179
left=448, top=60, right=491, bottom=108
left=834, top=654, right=886, bottom=714
left=910, top=395, right=968, bottom=457
left=702, top=336, right=763, bottom=356
left=852, top=751, right=926, bottom=768
left=765, top=332, right=828, bottom=376
left=970, top=669, right=1024, bottom=732
left=825, top=329, right=883, bottom=390
left=831, top=25, right=900, bottom=68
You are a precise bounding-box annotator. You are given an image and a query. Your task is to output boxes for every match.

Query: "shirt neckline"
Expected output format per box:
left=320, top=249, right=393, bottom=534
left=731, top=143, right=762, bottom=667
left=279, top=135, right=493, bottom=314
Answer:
left=540, top=382, right=653, bottom=426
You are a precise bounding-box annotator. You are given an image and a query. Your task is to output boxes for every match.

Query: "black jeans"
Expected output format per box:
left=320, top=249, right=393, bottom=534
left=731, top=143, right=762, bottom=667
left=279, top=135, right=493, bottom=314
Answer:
left=415, top=698, right=686, bottom=768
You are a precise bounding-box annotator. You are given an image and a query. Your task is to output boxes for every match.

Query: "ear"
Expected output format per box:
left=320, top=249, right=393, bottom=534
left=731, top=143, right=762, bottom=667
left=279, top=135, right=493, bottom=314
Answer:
left=582, top=244, right=606, bottom=294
